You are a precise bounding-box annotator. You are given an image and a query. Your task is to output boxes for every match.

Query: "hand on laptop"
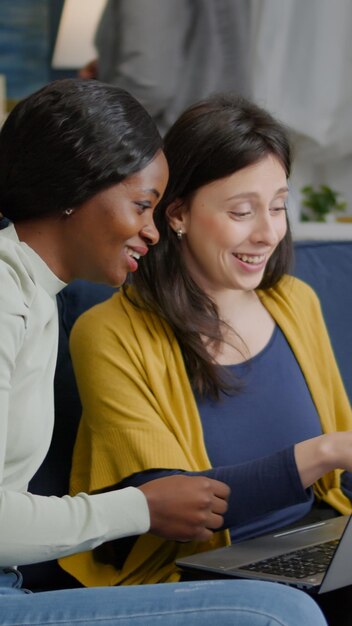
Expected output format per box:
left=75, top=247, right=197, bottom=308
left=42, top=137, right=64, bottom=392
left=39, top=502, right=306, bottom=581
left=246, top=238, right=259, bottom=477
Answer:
left=139, top=475, right=230, bottom=542
left=295, top=431, right=352, bottom=488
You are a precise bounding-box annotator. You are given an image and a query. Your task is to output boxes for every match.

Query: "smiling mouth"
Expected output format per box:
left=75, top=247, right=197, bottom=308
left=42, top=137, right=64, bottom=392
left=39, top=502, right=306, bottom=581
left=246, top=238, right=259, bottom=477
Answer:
left=234, top=253, right=266, bottom=265
left=125, top=247, right=141, bottom=261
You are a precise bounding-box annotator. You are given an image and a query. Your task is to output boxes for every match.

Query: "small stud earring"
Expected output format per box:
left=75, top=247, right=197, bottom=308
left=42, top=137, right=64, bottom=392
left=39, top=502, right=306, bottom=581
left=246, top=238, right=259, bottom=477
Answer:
left=63, top=208, right=74, bottom=216
left=176, top=228, right=183, bottom=240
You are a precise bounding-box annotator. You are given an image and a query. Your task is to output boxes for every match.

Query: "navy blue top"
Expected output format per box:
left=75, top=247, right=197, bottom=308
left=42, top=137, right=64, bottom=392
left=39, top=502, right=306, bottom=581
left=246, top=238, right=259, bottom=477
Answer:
left=196, top=325, right=322, bottom=541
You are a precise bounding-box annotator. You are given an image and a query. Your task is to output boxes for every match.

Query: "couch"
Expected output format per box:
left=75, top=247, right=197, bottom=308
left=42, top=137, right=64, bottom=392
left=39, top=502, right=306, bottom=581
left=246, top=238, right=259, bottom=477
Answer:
left=14, top=238, right=352, bottom=589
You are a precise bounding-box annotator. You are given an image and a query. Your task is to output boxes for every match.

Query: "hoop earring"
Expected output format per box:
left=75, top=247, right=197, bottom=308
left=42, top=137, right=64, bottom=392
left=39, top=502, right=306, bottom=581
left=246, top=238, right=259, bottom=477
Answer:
left=176, top=228, right=183, bottom=240
left=63, top=208, right=74, bottom=216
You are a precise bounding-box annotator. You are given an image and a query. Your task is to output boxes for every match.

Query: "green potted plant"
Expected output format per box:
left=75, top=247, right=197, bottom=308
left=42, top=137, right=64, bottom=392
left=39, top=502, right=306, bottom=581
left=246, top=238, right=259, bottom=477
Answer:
left=300, top=185, right=347, bottom=222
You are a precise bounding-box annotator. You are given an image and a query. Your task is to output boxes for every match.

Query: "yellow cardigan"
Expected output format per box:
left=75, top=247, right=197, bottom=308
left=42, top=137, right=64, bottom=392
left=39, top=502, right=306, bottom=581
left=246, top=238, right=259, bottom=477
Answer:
left=60, top=275, right=352, bottom=586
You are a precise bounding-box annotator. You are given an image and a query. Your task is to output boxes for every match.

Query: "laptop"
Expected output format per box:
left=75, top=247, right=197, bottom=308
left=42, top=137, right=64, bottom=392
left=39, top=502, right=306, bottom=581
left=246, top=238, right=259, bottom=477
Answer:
left=176, top=514, right=352, bottom=594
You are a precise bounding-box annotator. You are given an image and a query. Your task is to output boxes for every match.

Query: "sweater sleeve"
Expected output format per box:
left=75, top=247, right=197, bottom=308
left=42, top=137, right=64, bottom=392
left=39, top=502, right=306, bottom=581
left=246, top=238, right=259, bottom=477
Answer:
left=0, top=301, right=150, bottom=567
left=0, top=262, right=150, bottom=568
left=0, top=278, right=25, bottom=490
left=0, top=488, right=149, bottom=567
left=117, top=446, right=309, bottom=529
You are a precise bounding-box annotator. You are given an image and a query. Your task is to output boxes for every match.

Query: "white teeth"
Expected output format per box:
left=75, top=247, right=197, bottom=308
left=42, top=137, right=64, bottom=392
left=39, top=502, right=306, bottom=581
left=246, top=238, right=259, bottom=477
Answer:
left=126, top=248, right=141, bottom=260
left=236, top=254, right=265, bottom=264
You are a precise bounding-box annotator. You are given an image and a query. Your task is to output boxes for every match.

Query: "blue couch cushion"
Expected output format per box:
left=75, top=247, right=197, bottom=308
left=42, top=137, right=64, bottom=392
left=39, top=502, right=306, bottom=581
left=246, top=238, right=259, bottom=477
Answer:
left=292, top=241, right=352, bottom=404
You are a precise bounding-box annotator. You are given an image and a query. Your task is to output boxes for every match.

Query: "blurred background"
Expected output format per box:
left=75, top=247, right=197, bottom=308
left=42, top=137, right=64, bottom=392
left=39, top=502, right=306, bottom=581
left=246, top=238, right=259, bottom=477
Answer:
left=0, top=0, right=351, bottom=235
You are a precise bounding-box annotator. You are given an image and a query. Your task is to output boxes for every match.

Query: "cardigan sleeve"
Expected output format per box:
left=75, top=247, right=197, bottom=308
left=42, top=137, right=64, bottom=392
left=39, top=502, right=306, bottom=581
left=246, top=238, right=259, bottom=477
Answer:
left=61, top=292, right=229, bottom=586
left=68, top=292, right=212, bottom=497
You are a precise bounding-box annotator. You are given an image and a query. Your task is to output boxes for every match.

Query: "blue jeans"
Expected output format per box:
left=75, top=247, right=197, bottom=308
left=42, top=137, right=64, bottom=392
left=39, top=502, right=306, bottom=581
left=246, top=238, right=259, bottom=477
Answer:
left=0, top=567, right=327, bottom=626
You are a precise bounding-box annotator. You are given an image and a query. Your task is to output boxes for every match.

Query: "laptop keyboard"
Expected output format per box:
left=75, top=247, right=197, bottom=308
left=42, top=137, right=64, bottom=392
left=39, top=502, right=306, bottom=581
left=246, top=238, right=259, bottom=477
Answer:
left=239, top=539, right=339, bottom=579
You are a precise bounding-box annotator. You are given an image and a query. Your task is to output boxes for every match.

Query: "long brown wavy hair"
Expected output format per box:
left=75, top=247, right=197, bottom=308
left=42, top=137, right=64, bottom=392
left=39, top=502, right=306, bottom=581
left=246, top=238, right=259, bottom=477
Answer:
left=128, top=93, right=293, bottom=399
